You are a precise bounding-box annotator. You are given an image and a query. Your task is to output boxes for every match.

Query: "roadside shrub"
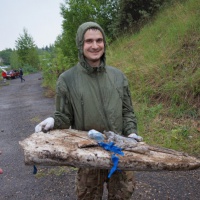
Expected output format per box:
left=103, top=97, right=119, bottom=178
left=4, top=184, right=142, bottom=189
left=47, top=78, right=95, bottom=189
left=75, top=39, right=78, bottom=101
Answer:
left=111, top=0, right=174, bottom=35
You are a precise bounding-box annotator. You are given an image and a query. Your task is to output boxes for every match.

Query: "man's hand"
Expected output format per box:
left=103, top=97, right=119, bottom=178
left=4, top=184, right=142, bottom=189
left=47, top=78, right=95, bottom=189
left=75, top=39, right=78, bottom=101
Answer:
left=35, top=117, right=55, bottom=133
left=128, top=133, right=143, bottom=142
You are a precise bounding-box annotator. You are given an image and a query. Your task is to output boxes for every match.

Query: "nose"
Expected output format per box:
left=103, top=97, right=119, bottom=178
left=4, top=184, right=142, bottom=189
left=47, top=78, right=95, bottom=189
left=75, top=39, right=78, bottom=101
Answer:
left=91, top=41, right=98, bottom=48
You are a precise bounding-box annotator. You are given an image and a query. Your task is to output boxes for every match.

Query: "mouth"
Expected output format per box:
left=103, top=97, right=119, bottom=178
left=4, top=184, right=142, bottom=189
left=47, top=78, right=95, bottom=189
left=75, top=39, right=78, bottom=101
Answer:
left=89, top=52, right=100, bottom=57
left=90, top=51, right=100, bottom=54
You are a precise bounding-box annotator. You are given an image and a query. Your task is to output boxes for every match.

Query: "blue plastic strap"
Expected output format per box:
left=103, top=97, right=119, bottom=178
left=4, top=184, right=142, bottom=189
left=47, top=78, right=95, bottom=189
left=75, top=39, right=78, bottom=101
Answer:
left=98, top=142, right=124, bottom=156
left=33, top=165, right=37, bottom=174
left=108, top=154, right=119, bottom=178
left=98, top=142, right=124, bottom=178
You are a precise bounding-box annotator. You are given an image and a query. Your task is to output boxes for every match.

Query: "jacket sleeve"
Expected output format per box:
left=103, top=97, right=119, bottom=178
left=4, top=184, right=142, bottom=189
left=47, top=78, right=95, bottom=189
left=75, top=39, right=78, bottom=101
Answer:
left=52, top=75, right=74, bottom=129
left=122, top=76, right=138, bottom=136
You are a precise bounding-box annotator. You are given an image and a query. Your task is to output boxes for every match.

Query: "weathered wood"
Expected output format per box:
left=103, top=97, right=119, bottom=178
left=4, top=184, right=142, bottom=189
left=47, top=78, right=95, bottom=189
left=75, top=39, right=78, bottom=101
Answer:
left=19, top=129, right=200, bottom=171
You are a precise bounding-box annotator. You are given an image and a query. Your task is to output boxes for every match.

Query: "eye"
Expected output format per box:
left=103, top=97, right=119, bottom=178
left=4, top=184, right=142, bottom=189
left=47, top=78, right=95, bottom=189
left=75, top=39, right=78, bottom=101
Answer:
left=85, top=39, right=93, bottom=44
left=96, top=38, right=103, bottom=43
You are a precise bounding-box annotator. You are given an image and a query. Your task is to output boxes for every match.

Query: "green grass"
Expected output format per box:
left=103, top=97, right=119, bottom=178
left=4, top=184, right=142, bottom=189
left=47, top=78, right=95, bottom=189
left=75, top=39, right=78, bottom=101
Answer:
left=35, top=166, right=77, bottom=178
left=0, top=77, right=10, bottom=86
left=30, top=116, right=42, bottom=124
left=107, top=0, right=200, bottom=155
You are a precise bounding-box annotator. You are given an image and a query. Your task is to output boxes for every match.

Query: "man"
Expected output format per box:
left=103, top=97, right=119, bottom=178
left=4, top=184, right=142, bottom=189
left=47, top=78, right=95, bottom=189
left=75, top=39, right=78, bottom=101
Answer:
left=35, top=22, right=142, bottom=200
left=19, top=68, right=25, bottom=82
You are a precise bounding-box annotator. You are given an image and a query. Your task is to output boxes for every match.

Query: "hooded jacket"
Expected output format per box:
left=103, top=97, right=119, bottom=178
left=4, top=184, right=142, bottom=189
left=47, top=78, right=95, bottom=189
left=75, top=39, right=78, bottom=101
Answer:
left=53, top=22, right=137, bottom=136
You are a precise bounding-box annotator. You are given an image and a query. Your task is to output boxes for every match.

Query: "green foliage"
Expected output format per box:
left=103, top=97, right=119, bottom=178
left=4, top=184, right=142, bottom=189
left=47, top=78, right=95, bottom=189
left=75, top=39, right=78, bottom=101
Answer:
left=10, top=50, right=21, bottom=69
left=15, top=28, right=39, bottom=71
left=39, top=49, right=57, bottom=89
left=38, top=45, right=69, bottom=90
left=10, top=51, right=20, bottom=69
left=111, top=0, right=173, bottom=35
left=0, top=48, right=13, bottom=65
left=23, top=64, right=38, bottom=74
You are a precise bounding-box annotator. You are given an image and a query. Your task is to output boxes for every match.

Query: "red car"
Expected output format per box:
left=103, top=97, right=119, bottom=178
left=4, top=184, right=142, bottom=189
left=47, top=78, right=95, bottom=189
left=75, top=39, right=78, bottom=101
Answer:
left=5, top=70, right=20, bottom=79
left=1, top=71, right=7, bottom=78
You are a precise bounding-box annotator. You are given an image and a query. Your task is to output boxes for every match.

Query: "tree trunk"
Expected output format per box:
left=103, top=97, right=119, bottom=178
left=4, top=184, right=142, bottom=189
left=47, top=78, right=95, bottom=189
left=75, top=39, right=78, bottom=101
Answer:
left=19, top=129, right=200, bottom=171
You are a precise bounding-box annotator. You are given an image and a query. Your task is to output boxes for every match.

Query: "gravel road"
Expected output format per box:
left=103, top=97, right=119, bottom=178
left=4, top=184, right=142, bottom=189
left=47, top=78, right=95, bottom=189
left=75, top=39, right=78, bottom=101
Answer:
left=0, top=73, right=199, bottom=200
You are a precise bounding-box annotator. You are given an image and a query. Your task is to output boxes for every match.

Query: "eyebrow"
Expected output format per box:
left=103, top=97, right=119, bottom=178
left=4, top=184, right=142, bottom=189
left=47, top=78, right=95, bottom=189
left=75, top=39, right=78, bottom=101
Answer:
left=84, top=38, right=104, bottom=43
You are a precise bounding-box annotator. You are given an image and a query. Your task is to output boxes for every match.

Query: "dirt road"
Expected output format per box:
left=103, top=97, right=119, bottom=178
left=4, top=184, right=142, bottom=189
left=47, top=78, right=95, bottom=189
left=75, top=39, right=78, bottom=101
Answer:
left=0, top=73, right=199, bottom=200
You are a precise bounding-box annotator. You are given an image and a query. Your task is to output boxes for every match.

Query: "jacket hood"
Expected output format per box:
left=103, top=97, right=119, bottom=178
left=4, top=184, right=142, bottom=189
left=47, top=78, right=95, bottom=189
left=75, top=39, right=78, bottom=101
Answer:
left=76, top=22, right=106, bottom=73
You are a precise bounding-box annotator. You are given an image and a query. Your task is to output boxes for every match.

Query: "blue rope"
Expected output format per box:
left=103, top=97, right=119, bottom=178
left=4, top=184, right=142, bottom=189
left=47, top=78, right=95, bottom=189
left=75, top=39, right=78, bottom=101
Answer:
left=98, top=142, right=124, bottom=178
left=33, top=165, right=37, bottom=174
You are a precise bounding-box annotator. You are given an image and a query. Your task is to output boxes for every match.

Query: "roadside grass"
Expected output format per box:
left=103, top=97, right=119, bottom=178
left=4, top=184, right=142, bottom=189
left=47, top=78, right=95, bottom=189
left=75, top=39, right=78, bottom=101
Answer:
left=134, top=102, right=200, bottom=156
left=43, top=87, right=56, bottom=98
left=0, top=77, right=10, bottom=86
left=40, top=71, right=57, bottom=98
left=107, top=0, right=200, bottom=155
left=35, top=166, right=77, bottom=178
left=30, top=116, right=42, bottom=124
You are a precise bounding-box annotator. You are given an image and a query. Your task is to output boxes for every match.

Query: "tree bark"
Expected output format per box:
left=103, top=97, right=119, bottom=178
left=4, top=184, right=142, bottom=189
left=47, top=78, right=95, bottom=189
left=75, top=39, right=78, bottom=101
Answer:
left=19, top=129, right=200, bottom=171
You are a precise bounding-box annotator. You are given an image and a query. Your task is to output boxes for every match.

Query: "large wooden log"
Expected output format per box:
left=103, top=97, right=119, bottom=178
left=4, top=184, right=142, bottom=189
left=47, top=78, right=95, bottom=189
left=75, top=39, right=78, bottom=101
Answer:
left=19, top=129, right=200, bottom=171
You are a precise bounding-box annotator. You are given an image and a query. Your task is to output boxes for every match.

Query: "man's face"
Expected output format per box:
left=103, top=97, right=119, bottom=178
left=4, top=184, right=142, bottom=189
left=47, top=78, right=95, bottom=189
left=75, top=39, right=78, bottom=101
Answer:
left=83, top=29, right=105, bottom=67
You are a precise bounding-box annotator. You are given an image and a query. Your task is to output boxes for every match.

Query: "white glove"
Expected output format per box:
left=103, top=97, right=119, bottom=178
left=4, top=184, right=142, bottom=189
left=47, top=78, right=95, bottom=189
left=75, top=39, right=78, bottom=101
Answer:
left=35, top=117, right=55, bottom=133
left=128, top=133, right=143, bottom=142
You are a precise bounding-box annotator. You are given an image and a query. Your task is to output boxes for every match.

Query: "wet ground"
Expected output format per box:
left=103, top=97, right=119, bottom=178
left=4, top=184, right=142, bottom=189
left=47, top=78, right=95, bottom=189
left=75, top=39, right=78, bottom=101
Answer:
left=0, top=73, right=199, bottom=200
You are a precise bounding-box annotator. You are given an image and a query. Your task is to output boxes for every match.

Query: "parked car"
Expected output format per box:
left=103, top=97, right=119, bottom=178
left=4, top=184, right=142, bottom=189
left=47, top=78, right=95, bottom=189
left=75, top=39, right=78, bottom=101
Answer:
left=6, top=70, right=20, bottom=79
left=1, top=71, right=7, bottom=79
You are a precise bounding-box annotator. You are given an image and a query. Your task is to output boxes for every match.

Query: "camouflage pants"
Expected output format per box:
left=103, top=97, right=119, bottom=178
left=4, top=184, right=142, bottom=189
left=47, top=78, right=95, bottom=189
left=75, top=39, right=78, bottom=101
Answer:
left=75, top=168, right=136, bottom=200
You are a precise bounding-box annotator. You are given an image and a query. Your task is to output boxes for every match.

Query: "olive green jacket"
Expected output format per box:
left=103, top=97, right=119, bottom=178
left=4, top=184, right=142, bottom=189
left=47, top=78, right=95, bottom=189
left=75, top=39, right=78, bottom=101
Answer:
left=53, top=62, right=137, bottom=136
left=52, top=22, right=137, bottom=136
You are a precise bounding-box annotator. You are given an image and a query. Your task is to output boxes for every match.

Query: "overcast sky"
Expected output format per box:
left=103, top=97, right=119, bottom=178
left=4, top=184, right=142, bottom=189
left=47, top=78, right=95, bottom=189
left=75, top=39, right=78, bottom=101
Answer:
left=0, top=0, right=64, bottom=51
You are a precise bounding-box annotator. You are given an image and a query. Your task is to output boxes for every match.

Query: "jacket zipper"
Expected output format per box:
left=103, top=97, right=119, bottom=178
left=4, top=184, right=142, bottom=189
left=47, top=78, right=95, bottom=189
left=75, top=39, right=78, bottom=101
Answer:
left=96, top=72, right=112, bottom=131
left=81, top=95, right=85, bottom=130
